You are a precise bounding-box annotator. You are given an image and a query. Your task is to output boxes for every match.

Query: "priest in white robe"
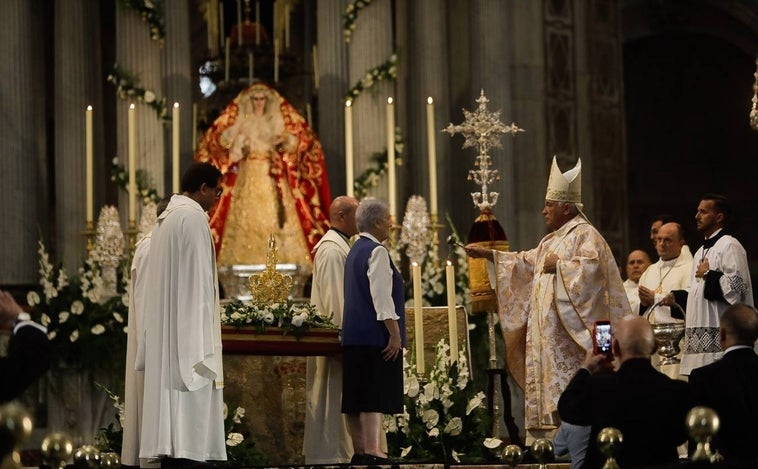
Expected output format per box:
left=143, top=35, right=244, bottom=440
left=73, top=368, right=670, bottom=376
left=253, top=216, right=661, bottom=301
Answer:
left=623, top=249, right=651, bottom=313
left=681, top=194, right=753, bottom=375
left=638, top=222, right=692, bottom=378
left=466, top=157, right=631, bottom=441
left=303, top=196, right=358, bottom=464
left=140, top=163, right=227, bottom=466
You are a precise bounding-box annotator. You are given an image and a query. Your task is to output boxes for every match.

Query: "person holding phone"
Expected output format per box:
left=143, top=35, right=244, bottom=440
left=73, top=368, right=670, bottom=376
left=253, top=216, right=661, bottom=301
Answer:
left=558, top=315, right=691, bottom=469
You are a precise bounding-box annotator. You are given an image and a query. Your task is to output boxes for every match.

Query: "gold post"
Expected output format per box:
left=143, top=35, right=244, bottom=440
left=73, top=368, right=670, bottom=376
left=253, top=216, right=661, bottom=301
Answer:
left=82, top=221, right=96, bottom=253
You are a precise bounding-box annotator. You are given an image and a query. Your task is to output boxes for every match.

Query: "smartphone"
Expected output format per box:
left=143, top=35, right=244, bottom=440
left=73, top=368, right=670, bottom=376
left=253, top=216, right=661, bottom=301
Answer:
left=593, top=320, right=612, bottom=355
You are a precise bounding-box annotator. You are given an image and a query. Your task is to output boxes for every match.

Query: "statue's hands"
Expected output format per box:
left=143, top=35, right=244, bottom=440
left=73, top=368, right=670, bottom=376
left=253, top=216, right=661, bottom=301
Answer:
left=542, top=253, right=558, bottom=274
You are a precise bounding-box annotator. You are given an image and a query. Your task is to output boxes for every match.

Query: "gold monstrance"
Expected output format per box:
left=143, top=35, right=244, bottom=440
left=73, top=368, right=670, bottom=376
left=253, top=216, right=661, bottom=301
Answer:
left=248, top=234, right=293, bottom=304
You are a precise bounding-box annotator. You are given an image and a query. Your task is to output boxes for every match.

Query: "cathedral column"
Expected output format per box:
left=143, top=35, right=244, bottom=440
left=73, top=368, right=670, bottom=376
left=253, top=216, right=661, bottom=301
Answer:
left=116, top=3, right=166, bottom=217
left=315, top=0, right=349, bottom=194
left=405, top=0, right=450, bottom=220
left=0, top=1, right=47, bottom=284
left=54, top=0, right=105, bottom=272
left=163, top=0, right=193, bottom=192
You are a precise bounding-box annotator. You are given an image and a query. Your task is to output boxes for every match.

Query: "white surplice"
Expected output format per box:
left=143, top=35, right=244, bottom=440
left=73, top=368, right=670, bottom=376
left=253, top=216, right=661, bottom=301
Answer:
left=623, top=278, right=641, bottom=314
left=139, top=195, right=226, bottom=462
left=490, top=216, right=631, bottom=438
left=681, top=230, right=753, bottom=375
left=122, top=233, right=158, bottom=467
left=303, top=229, right=353, bottom=463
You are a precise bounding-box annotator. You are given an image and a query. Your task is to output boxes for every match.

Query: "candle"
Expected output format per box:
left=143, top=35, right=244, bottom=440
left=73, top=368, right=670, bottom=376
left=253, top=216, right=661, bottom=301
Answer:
left=128, top=104, right=137, bottom=222
left=85, top=105, right=93, bottom=223
left=446, top=260, right=458, bottom=363
left=345, top=100, right=354, bottom=198
left=255, top=0, right=261, bottom=45
left=192, top=102, right=198, bottom=150
left=412, top=262, right=425, bottom=374
left=426, top=97, right=438, bottom=215
left=284, top=3, right=290, bottom=49
left=386, top=97, right=396, bottom=217
left=172, top=102, right=180, bottom=194
left=248, top=51, right=254, bottom=84
left=218, top=1, right=225, bottom=50
left=312, top=45, right=319, bottom=90
left=237, top=0, right=243, bottom=46
left=224, top=37, right=230, bottom=82
left=274, top=39, right=279, bottom=82
left=306, top=103, right=312, bottom=126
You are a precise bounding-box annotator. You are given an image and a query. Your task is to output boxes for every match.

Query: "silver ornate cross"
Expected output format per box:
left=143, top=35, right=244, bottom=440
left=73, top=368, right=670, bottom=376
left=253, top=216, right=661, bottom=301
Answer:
left=444, top=90, right=524, bottom=211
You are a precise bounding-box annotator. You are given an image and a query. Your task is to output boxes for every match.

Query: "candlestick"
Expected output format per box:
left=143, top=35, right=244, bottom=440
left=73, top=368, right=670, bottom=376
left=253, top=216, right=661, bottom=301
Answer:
left=237, top=0, right=243, bottom=46
left=412, top=262, right=425, bottom=374
left=345, top=100, right=354, bottom=198
left=85, top=105, right=93, bottom=223
left=128, top=104, right=137, bottom=222
left=192, top=103, right=198, bottom=150
left=312, top=45, right=319, bottom=90
left=426, top=97, right=438, bottom=215
left=386, top=97, right=396, bottom=217
left=273, top=39, right=279, bottom=82
left=255, top=0, right=261, bottom=45
left=306, top=103, right=312, bottom=126
left=248, top=51, right=254, bottom=84
left=224, top=37, right=230, bottom=82
left=446, top=260, right=458, bottom=363
left=172, top=102, right=180, bottom=194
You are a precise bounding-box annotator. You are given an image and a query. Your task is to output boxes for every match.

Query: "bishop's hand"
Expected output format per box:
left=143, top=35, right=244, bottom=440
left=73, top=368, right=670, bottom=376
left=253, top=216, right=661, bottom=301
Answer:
left=543, top=253, right=558, bottom=274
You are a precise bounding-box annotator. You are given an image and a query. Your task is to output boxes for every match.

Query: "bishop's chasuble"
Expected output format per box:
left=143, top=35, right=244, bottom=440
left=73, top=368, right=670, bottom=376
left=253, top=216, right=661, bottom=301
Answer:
left=139, top=195, right=227, bottom=462
left=304, top=229, right=353, bottom=463
left=491, top=215, right=630, bottom=438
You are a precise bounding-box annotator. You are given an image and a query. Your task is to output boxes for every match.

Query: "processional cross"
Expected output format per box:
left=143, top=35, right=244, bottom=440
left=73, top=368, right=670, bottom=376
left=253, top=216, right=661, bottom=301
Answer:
left=443, top=90, right=524, bottom=211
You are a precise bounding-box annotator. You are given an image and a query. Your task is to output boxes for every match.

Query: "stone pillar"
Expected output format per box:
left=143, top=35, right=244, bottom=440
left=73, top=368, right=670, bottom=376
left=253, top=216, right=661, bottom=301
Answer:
left=163, top=0, right=193, bottom=193
left=116, top=3, right=166, bottom=221
left=54, top=0, right=105, bottom=273
left=315, top=0, right=349, bottom=194
left=406, top=0, right=450, bottom=221
left=346, top=0, right=394, bottom=203
left=0, top=1, right=47, bottom=284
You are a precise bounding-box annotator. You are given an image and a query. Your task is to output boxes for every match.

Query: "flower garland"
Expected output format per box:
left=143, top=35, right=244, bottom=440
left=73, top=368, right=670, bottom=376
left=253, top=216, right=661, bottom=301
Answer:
left=384, top=340, right=492, bottom=463
left=110, top=158, right=161, bottom=205
left=353, top=126, right=404, bottom=199
left=119, top=0, right=165, bottom=43
left=342, top=0, right=373, bottom=43
left=221, top=300, right=337, bottom=339
left=107, top=64, right=168, bottom=121
left=345, top=54, right=398, bottom=102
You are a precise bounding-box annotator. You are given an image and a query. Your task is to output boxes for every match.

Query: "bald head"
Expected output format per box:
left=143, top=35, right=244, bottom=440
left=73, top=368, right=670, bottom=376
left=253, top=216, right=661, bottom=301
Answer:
left=626, top=250, right=651, bottom=283
left=655, top=222, right=685, bottom=261
left=613, top=315, right=656, bottom=361
left=720, top=303, right=758, bottom=348
left=329, top=196, right=359, bottom=237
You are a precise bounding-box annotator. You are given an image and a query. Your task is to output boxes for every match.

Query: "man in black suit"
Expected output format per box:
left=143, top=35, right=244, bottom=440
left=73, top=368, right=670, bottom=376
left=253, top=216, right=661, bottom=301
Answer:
left=689, top=302, right=758, bottom=464
left=0, top=290, right=51, bottom=403
left=558, top=315, right=691, bottom=469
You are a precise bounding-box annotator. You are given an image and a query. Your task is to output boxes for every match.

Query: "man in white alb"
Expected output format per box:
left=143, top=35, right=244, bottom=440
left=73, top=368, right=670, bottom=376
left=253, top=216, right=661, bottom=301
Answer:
left=623, top=250, right=651, bottom=314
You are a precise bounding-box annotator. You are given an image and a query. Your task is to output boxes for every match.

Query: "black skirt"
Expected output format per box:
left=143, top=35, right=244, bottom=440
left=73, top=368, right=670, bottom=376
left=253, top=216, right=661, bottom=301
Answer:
left=341, top=345, right=403, bottom=414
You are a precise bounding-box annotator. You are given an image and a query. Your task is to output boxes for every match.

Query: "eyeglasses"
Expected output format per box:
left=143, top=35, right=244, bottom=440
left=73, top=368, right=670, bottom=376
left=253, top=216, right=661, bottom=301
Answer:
left=214, top=186, right=223, bottom=197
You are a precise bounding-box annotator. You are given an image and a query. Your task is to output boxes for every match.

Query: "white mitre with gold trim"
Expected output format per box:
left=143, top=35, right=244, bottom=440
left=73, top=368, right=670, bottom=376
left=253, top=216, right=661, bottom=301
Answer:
left=545, top=156, right=582, bottom=203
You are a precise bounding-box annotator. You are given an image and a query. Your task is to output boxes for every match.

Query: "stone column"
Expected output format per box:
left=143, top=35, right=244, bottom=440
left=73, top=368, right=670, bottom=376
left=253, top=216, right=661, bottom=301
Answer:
left=54, top=0, right=105, bottom=272
left=316, top=0, right=349, bottom=194
left=0, top=1, right=47, bottom=284
left=406, top=0, right=450, bottom=221
left=163, top=0, right=193, bottom=193
left=116, top=3, right=166, bottom=221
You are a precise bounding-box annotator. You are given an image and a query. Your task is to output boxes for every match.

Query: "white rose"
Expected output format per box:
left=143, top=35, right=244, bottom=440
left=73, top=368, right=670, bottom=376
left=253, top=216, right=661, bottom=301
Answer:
left=70, top=330, right=79, bottom=342
left=91, top=324, right=106, bottom=335
left=263, top=311, right=275, bottom=324
left=444, top=417, right=463, bottom=436
left=27, top=291, right=40, bottom=306
left=71, top=300, right=84, bottom=315
left=291, top=314, right=304, bottom=327
left=483, top=437, right=502, bottom=449
left=41, top=314, right=51, bottom=327
left=113, top=312, right=124, bottom=323
left=47, top=330, right=57, bottom=340
left=58, top=312, right=70, bottom=324
left=226, top=433, right=244, bottom=447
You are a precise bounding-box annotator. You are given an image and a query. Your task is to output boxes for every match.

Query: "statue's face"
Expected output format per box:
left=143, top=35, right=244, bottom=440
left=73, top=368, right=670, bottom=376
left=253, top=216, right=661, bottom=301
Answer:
left=251, top=93, right=267, bottom=114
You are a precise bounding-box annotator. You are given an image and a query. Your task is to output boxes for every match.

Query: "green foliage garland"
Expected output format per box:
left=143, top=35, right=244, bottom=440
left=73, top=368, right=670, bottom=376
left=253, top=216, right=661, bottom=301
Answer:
left=107, top=64, right=168, bottom=121
left=119, top=0, right=165, bottom=43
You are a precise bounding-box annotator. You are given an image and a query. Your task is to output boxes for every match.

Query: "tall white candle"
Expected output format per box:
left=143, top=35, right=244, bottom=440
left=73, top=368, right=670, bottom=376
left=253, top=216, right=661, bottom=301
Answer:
left=344, top=100, right=354, bottom=198
left=386, top=97, right=396, bottom=217
left=412, top=262, right=425, bottom=374
left=192, top=102, right=198, bottom=150
left=224, top=37, right=230, bottom=82
left=446, top=260, right=458, bottom=363
left=312, top=45, right=319, bottom=90
left=172, top=102, right=180, bottom=194
left=255, top=0, right=261, bottom=45
left=237, top=0, right=243, bottom=46
left=128, top=104, right=137, bottom=221
left=426, top=97, right=438, bottom=215
left=248, top=51, right=254, bottom=84
left=85, top=105, right=93, bottom=223
left=306, top=103, right=312, bottom=126
left=274, top=39, right=279, bottom=82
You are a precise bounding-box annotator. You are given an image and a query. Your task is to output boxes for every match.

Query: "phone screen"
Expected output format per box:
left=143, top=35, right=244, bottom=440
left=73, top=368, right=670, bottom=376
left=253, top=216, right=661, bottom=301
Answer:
left=594, top=322, right=612, bottom=354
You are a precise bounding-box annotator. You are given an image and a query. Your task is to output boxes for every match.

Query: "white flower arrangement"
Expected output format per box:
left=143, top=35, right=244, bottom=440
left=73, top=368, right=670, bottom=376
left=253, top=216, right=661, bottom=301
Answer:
left=221, top=300, right=337, bottom=339
left=384, top=340, right=491, bottom=463
left=107, top=64, right=168, bottom=121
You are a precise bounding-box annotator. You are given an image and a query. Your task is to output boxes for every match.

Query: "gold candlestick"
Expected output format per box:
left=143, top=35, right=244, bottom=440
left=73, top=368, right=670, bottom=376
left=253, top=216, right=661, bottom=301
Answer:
left=127, top=220, right=138, bottom=252
left=82, top=221, right=96, bottom=253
